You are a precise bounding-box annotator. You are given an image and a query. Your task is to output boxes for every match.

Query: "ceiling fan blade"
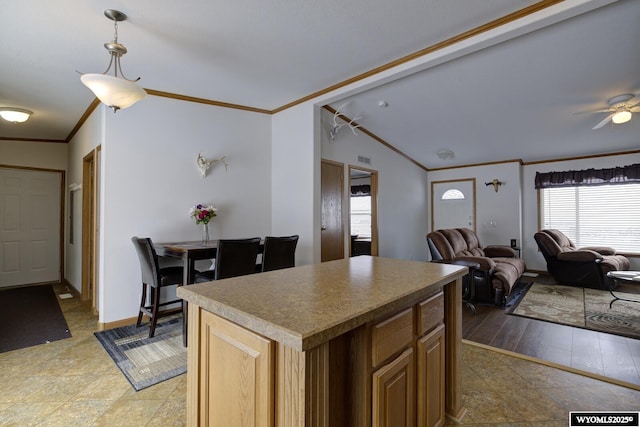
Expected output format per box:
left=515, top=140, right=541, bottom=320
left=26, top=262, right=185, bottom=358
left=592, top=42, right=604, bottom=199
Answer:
left=573, top=108, right=611, bottom=115
left=592, top=113, right=613, bottom=130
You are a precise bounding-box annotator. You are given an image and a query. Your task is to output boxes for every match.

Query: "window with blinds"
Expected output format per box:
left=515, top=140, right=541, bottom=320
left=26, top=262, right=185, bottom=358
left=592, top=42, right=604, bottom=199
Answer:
left=540, top=184, right=640, bottom=253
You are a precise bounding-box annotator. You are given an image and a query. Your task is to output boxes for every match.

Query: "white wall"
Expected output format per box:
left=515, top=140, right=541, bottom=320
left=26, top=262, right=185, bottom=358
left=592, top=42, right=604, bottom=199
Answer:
left=65, top=108, right=104, bottom=293
left=271, top=102, right=319, bottom=265
left=0, top=140, right=68, bottom=170
left=96, top=96, right=271, bottom=323
left=427, top=161, right=523, bottom=252
left=321, top=109, right=430, bottom=261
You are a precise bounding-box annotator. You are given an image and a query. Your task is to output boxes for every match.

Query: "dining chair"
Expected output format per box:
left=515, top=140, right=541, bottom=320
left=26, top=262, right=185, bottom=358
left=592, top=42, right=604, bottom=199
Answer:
left=260, top=235, right=299, bottom=272
left=195, top=237, right=262, bottom=282
left=131, top=236, right=184, bottom=338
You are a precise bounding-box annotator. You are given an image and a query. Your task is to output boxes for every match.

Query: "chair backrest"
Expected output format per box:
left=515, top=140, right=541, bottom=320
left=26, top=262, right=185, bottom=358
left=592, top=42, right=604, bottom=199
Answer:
left=426, top=228, right=485, bottom=260
left=214, top=237, right=262, bottom=280
left=534, top=229, right=576, bottom=261
left=131, top=236, right=161, bottom=287
left=262, top=235, right=299, bottom=272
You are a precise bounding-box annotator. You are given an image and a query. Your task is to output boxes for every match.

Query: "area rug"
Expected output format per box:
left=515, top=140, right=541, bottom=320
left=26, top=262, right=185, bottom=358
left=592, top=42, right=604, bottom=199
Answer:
left=0, top=284, right=72, bottom=353
left=509, top=283, right=640, bottom=340
left=94, top=316, right=186, bottom=391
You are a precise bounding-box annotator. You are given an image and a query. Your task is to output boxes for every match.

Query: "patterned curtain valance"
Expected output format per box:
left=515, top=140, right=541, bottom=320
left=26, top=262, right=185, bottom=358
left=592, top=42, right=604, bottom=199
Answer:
left=351, top=184, right=371, bottom=197
left=534, top=163, right=640, bottom=189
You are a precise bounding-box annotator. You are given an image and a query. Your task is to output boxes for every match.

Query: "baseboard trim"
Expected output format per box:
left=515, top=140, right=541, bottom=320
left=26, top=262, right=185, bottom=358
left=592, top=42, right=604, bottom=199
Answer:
left=462, top=339, right=640, bottom=392
left=97, top=316, right=139, bottom=332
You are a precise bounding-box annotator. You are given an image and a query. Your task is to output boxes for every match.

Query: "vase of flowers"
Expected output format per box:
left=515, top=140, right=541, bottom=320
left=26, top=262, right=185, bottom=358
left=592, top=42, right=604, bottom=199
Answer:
left=189, top=204, right=217, bottom=244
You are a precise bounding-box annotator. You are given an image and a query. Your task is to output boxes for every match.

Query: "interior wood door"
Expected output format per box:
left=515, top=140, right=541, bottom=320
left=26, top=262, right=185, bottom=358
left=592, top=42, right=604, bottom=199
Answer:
left=321, top=160, right=344, bottom=262
left=0, top=167, right=62, bottom=288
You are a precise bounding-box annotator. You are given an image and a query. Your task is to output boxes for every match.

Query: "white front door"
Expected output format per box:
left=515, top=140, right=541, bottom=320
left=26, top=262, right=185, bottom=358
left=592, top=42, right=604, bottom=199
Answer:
left=0, top=167, right=61, bottom=288
left=431, top=179, right=476, bottom=231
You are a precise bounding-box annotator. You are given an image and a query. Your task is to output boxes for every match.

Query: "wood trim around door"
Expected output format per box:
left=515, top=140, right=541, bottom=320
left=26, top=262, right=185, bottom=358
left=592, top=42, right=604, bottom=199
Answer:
left=81, top=150, right=96, bottom=306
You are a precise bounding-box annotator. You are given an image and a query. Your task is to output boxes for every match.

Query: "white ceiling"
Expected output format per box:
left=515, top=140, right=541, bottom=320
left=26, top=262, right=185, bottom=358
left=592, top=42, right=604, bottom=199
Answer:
left=1, top=0, right=638, bottom=169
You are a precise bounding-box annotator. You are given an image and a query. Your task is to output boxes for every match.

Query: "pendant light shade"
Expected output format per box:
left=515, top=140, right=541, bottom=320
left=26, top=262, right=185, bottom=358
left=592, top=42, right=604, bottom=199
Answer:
left=80, top=10, right=146, bottom=112
left=81, top=74, right=147, bottom=110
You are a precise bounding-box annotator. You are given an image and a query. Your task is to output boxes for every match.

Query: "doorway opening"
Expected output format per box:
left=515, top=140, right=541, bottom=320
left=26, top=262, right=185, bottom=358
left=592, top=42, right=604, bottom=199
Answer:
left=349, top=166, right=378, bottom=257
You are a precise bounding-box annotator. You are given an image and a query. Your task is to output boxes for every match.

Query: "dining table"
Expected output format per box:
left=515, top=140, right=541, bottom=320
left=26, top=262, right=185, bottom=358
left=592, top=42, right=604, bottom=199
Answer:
left=154, top=240, right=264, bottom=345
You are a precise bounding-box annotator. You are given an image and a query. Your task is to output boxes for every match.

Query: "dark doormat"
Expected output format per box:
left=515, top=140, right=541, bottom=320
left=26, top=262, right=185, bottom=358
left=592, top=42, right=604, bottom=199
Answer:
left=0, top=284, right=72, bottom=353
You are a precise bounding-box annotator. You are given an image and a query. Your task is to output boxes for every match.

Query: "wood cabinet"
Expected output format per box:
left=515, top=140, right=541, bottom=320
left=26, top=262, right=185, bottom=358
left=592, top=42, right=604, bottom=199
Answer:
left=178, top=256, right=467, bottom=426
left=370, top=291, right=445, bottom=427
left=198, top=310, right=274, bottom=427
left=372, top=348, right=415, bottom=427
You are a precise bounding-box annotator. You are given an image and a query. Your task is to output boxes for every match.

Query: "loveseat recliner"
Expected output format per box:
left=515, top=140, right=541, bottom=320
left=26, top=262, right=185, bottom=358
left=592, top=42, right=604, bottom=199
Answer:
left=533, top=229, right=630, bottom=290
left=426, top=228, right=526, bottom=306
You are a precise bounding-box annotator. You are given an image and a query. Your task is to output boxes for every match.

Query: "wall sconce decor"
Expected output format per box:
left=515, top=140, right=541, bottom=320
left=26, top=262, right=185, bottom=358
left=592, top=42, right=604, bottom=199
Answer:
left=328, top=102, right=363, bottom=141
left=197, top=153, right=229, bottom=178
left=485, top=179, right=503, bottom=192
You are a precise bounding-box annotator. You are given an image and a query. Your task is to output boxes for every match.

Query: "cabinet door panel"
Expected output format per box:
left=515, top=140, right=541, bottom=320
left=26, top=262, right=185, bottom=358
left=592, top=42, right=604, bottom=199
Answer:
left=417, top=324, right=445, bottom=427
left=201, top=310, right=275, bottom=427
left=372, top=348, right=414, bottom=427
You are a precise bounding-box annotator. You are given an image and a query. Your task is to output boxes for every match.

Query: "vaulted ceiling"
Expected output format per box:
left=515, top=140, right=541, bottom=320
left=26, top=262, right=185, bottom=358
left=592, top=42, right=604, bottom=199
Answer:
left=2, top=0, right=638, bottom=168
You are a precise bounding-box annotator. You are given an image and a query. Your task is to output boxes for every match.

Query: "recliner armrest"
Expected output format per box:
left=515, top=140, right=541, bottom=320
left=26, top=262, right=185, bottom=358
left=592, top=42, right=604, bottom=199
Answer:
left=557, top=250, right=603, bottom=262
left=454, top=256, right=496, bottom=271
left=578, top=246, right=616, bottom=256
left=484, top=245, right=518, bottom=258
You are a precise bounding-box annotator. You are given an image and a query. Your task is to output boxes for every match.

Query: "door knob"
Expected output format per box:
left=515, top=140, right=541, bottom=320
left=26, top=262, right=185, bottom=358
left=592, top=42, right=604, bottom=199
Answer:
left=321, top=226, right=327, bottom=231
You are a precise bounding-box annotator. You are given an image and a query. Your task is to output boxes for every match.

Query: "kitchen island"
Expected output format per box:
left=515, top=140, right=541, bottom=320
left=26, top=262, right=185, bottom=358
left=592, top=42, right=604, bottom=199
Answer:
left=177, top=256, right=467, bottom=426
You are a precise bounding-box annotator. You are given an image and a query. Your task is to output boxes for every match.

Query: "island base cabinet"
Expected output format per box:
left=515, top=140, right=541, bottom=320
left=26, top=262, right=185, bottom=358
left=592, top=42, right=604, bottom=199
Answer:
left=187, top=286, right=454, bottom=427
left=372, top=348, right=415, bottom=427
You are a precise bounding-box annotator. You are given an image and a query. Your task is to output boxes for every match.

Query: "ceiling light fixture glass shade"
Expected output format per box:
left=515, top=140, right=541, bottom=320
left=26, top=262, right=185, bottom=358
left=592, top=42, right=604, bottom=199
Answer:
left=80, top=9, right=146, bottom=112
left=81, top=74, right=147, bottom=110
left=0, top=108, right=32, bottom=123
left=612, top=110, right=632, bottom=124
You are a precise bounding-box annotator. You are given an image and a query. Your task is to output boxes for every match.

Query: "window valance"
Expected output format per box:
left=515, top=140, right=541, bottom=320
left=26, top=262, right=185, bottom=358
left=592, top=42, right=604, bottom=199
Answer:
left=351, top=184, right=371, bottom=197
left=534, top=163, right=640, bottom=189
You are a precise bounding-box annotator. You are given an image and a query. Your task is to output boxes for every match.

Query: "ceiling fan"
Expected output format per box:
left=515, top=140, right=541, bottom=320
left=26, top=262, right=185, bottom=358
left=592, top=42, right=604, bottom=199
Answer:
left=576, top=93, right=640, bottom=129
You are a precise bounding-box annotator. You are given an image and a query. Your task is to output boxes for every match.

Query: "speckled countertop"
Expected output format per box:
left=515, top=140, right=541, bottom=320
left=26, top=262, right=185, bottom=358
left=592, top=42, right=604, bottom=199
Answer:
left=177, top=256, right=467, bottom=351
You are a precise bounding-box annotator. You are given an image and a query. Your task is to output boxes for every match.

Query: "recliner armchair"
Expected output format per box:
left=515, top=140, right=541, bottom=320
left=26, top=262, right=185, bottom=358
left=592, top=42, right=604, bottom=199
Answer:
left=426, top=228, right=526, bottom=305
left=533, top=229, right=630, bottom=290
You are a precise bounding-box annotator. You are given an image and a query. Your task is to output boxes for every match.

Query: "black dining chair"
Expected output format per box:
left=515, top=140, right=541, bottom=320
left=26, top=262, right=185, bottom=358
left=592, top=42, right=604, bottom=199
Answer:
left=131, top=236, right=184, bottom=338
left=260, top=235, right=299, bottom=272
left=195, top=237, right=262, bottom=282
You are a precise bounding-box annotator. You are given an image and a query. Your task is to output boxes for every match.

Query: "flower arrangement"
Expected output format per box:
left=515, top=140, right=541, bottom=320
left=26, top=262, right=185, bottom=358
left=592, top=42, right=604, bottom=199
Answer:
left=189, top=204, right=217, bottom=224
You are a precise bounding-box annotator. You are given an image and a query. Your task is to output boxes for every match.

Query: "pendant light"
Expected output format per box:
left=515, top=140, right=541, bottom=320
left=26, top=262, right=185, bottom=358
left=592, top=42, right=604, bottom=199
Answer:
left=80, top=9, right=147, bottom=112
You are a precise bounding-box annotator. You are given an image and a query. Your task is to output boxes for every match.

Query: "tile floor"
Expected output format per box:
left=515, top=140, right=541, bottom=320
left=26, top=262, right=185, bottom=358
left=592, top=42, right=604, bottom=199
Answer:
left=0, top=284, right=638, bottom=426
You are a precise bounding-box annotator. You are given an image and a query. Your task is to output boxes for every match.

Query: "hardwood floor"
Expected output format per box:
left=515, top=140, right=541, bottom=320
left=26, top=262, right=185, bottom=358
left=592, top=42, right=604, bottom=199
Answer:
left=462, top=277, right=640, bottom=390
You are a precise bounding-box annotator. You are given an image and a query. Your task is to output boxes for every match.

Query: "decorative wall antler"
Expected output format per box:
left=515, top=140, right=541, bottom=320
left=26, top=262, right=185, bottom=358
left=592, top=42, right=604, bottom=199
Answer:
left=329, top=103, right=363, bottom=141
left=197, top=152, right=229, bottom=178
left=485, top=179, right=503, bottom=192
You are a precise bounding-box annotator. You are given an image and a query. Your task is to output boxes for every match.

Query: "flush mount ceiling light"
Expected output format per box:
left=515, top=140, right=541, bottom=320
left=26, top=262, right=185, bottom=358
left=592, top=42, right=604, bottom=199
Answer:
left=436, top=149, right=455, bottom=160
left=80, top=9, right=147, bottom=112
left=0, top=108, right=32, bottom=123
